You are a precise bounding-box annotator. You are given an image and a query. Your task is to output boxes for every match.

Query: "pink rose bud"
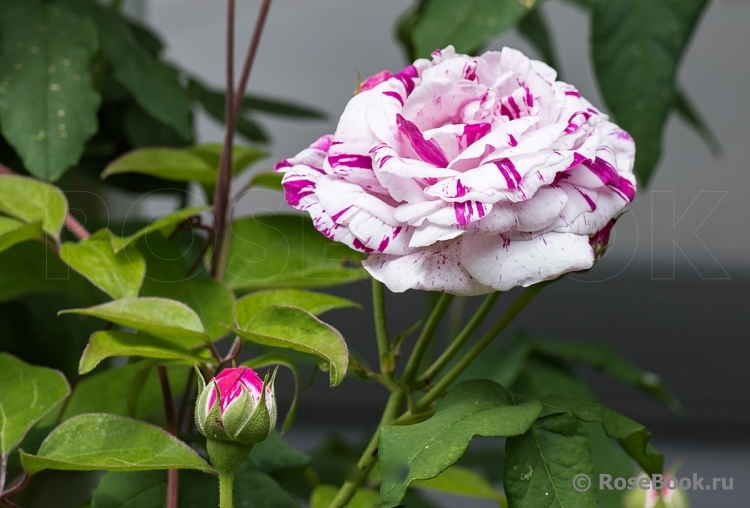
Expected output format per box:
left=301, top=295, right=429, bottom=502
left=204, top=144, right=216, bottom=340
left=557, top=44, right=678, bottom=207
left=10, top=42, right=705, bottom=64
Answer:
left=195, top=366, right=277, bottom=446
left=623, top=473, right=690, bottom=508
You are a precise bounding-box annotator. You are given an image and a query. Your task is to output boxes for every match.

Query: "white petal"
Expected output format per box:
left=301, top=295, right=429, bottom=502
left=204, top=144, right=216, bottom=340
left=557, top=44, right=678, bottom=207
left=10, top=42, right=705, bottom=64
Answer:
left=461, top=232, right=594, bottom=291
left=363, top=239, right=491, bottom=295
left=511, top=186, right=569, bottom=232
left=409, top=223, right=463, bottom=248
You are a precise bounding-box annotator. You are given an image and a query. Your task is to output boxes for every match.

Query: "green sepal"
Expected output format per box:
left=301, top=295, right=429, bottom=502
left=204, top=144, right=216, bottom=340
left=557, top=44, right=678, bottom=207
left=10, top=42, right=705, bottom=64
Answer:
left=206, top=438, right=254, bottom=478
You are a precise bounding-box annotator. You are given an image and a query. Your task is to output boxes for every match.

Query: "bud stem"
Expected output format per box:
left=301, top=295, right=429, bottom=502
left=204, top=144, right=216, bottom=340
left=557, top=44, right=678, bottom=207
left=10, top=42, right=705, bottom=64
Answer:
left=219, top=473, right=234, bottom=508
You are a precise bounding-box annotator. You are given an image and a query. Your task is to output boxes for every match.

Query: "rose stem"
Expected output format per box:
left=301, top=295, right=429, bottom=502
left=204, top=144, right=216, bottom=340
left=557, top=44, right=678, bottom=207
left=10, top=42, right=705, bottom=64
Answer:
left=158, top=366, right=179, bottom=508
left=211, top=0, right=273, bottom=280
left=0, top=453, right=6, bottom=498
left=417, top=292, right=501, bottom=385
left=412, top=283, right=547, bottom=413
left=401, top=292, right=454, bottom=386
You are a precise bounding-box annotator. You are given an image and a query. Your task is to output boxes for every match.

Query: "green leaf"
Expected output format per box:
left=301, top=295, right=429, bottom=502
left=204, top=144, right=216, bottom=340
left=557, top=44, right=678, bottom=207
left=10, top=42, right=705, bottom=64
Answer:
left=188, top=142, right=268, bottom=176
left=61, top=0, right=192, bottom=140
left=111, top=205, right=210, bottom=253
left=592, top=0, right=709, bottom=185
left=233, top=463, right=301, bottom=508
left=248, top=172, right=283, bottom=192
left=586, top=422, right=634, bottom=508
left=378, top=380, right=542, bottom=506
left=122, top=102, right=186, bottom=148
left=524, top=338, right=680, bottom=412
left=248, top=432, right=311, bottom=473
left=92, top=470, right=218, bottom=508
left=235, top=289, right=360, bottom=329
left=241, top=94, right=326, bottom=120
left=243, top=354, right=301, bottom=433
left=20, top=413, right=214, bottom=473
left=58, top=363, right=187, bottom=421
left=0, top=0, right=101, bottom=181
left=310, top=485, right=379, bottom=508
left=0, top=174, right=68, bottom=237
left=78, top=330, right=201, bottom=375
left=411, top=465, right=505, bottom=504
left=60, top=229, right=146, bottom=300
left=674, top=88, right=723, bottom=156
left=223, top=214, right=367, bottom=291
left=413, top=0, right=529, bottom=57
left=60, top=297, right=210, bottom=348
left=102, top=148, right=216, bottom=184
left=504, top=413, right=597, bottom=508
left=140, top=279, right=235, bottom=340
left=539, top=395, right=663, bottom=476
left=230, top=305, right=348, bottom=386
left=0, top=353, right=70, bottom=454
left=518, top=6, right=560, bottom=71
left=0, top=217, right=42, bottom=254
left=187, top=79, right=269, bottom=143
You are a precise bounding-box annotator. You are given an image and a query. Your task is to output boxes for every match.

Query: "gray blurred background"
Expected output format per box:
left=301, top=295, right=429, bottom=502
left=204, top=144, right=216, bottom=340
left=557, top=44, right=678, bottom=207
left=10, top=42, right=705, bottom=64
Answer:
left=121, top=0, right=749, bottom=505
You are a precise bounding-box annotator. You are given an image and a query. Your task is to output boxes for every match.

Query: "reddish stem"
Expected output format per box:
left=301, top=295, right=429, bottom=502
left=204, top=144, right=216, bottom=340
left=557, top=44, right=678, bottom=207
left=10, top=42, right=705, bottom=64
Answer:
left=158, top=366, right=179, bottom=508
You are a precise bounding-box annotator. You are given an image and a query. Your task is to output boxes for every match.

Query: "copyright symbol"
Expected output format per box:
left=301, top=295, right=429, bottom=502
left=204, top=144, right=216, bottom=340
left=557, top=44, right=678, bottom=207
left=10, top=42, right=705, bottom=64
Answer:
left=573, top=474, right=591, bottom=492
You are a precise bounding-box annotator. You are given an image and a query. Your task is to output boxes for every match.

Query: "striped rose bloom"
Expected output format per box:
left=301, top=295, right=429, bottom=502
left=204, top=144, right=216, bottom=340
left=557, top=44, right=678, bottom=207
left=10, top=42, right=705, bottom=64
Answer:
left=276, top=46, right=636, bottom=295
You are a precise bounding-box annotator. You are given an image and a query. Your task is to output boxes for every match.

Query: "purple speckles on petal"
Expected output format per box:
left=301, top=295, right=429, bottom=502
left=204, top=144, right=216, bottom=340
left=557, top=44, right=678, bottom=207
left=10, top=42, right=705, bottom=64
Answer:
left=394, top=65, right=418, bottom=96
left=393, top=226, right=403, bottom=238
left=565, top=90, right=581, bottom=98
left=396, top=114, right=450, bottom=167
left=615, top=178, right=636, bottom=202
left=329, top=153, right=373, bottom=170
left=464, top=62, right=477, bottom=81
left=524, top=86, right=534, bottom=108
left=508, top=134, right=518, bottom=147
left=352, top=238, right=374, bottom=253
left=455, top=180, right=468, bottom=197
left=283, top=179, right=315, bottom=207
left=463, top=122, right=491, bottom=147
left=502, top=236, right=511, bottom=251
left=508, top=96, right=521, bottom=116
left=575, top=187, right=597, bottom=211
left=378, top=237, right=390, bottom=252
left=310, top=135, right=334, bottom=152
left=378, top=155, right=393, bottom=168
left=360, top=70, right=393, bottom=92
left=383, top=90, right=405, bottom=105
left=500, top=104, right=514, bottom=120
left=494, top=159, right=521, bottom=190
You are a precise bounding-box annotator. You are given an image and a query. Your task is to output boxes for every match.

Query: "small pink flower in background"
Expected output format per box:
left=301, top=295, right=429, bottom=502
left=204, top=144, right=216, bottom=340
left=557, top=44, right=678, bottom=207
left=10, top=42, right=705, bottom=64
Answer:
left=195, top=366, right=276, bottom=445
left=277, top=46, right=636, bottom=295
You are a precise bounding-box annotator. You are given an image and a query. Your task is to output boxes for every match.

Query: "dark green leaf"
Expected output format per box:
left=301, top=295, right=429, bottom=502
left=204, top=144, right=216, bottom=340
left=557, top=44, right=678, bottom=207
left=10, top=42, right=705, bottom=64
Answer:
left=248, top=172, right=283, bottom=192
left=102, top=148, right=216, bottom=184
left=378, top=380, right=542, bottom=506
left=230, top=305, right=348, bottom=386
left=413, top=0, right=530, bottom=57
left=122, top=102, right=187, bottom=148
left=0, top=174, right=68, bottom=237
left=187, top=79, right=269, bottom=143
left=248, top=432, right=311, bottom=473
left=0, top=353, right=70, bottom=454
left=241, top=95, right=325, bottom=120
left=92, top=469, right=217, bottom=508
left=234, top=289, right=359, bottom=329
left=674, top=88, right=723, bottom=156
left=232, top=462, right=300, bottom=508
left=60, top=229, right=146, bottom=300
left=78, top=330, right=202, bottom=374
left=518, top=7, right=560, bottom=71
left=539, top=395, right=664, bottom=475
left=504, top=413, right=597, bottom=508
left=140, top=278, right=235, bottom=340
left=223, top=214, right=367, bottom=291
left=61, top=0, right=192, bottom=140
left=525, top=337, right=680, bottom=412
left=20, top=413, right=214, bottom=473
left=592, top=0, right=709, bottom=185
left=0, top=0, right=100, bottom=181
left=585, top=422, right=634, bottom=508
left=0, top=217, right=42, bottom=254
left=111, top=205, right=209, bottom=252
left=60, top=297, right=210, bottom=348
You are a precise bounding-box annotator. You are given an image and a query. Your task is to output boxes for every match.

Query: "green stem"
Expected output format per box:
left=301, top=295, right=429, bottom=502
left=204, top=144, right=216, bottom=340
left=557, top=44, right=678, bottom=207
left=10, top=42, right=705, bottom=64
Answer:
left=372, top=280, right=391, bottom=374
left=418, top=292, right=501, bottom=385
left=328, top=391, right=404, bottom=508
left=219, top=473, right=234, bottom=508
left=413, top=284, right=546, bottom=413
left=401, top=293, right=454, bottom=385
